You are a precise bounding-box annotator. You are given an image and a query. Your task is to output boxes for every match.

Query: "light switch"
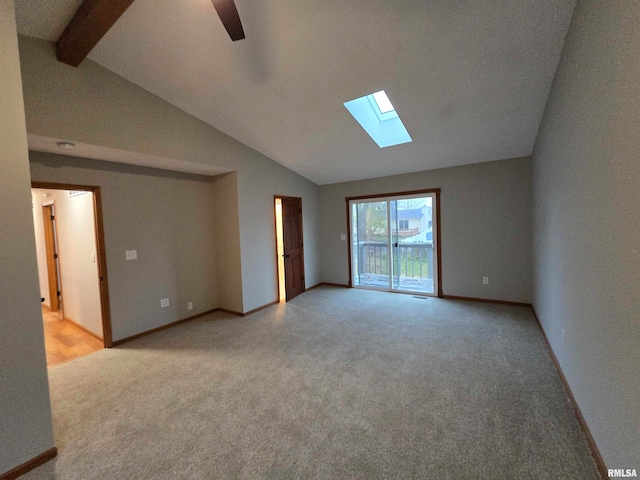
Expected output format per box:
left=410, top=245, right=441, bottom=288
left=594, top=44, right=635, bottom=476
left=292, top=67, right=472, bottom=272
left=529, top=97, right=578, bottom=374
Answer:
left=126, top=250, right=137, bottom=261
left=92, top=252, right=96, bottom=263
left=340, top=234, right=347, bottom=241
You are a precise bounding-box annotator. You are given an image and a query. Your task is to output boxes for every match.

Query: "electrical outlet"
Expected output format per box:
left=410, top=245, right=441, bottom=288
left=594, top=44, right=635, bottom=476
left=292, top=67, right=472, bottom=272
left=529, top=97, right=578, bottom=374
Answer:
left=483, top=277, right=489, bottom=285
left=187, top=301, right=193, bottom=311
left=562, top=329, right=565, bottom=344
left=160, top=298, right=170, bottom=308
left=126, top=250, right=137, bottom=261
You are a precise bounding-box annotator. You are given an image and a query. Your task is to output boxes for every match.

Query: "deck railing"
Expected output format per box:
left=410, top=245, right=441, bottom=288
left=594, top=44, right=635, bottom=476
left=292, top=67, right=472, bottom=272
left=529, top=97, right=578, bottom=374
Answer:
left=355, top=242, right=434, bottom=279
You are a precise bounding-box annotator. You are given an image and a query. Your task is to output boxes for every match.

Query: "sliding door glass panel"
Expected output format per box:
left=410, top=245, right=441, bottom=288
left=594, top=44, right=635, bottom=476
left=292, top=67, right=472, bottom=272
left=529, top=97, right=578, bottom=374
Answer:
left=391, top=196, right=435, bottom=295
left=352, top=201, right=389, bottom=288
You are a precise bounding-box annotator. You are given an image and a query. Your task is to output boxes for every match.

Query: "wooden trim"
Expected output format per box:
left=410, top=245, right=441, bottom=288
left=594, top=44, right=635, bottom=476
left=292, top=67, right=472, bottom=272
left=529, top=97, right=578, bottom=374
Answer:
left=114, top=298, right=281, bottom=346
left=63, top=316, right=103, bottom=341
left=345, top=188, right=442, bottom=296
left=530, top=308, right=608, bottom=480
left=321, top=282, right=350, bottom=288
left=442, top=294, right=531, bottom=308
left=305, top=282, right=350, bottom=292
left=304, top=282, right=350, bottom=290
left=300, top=197, right=307, bottom=296
left=32, top=182, right=99, bottom=191
left=273, top=195, right=305, bottom=200
left=0, top=448, right=57, bottom=480
left=93, top=187, right=113, bottom=347
left=217, top=308, right=244, bottom=317
left=57, top=0, right=136, bottom=67
left=219, top=299, right=280, bottom=318
left=112, top=308, right=218, bottom=346
left=346, top=188, right=442, bottom=202
left=243, top=299, right=279, bottom=316
left=32, top=182, right=113, bottom=348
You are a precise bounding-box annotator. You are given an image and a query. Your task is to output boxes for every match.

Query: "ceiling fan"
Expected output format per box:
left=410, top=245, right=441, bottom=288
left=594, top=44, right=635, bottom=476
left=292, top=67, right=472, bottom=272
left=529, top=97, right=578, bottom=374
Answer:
left=211, top=0, right=246, bottom=41
left=57, top=0, right=245, bottom=68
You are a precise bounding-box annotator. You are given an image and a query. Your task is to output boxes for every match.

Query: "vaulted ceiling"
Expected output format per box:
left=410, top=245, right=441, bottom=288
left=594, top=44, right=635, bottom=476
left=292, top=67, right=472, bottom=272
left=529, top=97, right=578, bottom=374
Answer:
left=14, top=0, right=576, bottom=184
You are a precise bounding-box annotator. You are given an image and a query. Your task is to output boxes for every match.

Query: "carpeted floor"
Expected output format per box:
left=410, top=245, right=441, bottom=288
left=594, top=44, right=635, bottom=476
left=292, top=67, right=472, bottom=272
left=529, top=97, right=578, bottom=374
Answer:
left=23, top=286, right=599, bottom=479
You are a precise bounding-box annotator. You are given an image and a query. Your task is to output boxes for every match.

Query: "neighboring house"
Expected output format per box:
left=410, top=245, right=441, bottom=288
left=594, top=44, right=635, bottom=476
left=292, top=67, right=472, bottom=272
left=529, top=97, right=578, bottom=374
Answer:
left=395, top=208, right=422, bottom=236
left=396, top=207, right=433, bottom=241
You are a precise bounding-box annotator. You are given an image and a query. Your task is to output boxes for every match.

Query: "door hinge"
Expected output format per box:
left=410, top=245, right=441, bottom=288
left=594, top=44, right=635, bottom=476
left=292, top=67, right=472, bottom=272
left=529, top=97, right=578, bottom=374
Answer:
left=54, top=253, right=58, bottom=259
left=51, top=215, right=55, bottom=221
left=57, top=291, right=61, bottom=296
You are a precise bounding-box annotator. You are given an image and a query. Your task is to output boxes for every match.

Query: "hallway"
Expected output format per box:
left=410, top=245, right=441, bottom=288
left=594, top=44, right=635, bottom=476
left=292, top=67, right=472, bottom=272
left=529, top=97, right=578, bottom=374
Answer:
left=42, top=307, right=102, bottom=366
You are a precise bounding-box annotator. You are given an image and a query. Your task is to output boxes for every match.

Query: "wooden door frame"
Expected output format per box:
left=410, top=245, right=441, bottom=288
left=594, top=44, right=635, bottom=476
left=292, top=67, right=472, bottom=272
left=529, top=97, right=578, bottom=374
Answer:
left=32, top=182, right=114, bottom=348
left=42, top=203, right=62, bottom=312
left=274, top=195, right=306, bottom=302
left=345, top=188, right=443, bottom=298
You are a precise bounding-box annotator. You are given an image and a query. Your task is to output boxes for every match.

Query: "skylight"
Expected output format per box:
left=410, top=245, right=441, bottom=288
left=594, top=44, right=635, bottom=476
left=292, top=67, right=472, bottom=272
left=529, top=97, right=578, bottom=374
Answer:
left=372, top=90, right=395, bottom=114
left=344, top=90, right=412, bottom=148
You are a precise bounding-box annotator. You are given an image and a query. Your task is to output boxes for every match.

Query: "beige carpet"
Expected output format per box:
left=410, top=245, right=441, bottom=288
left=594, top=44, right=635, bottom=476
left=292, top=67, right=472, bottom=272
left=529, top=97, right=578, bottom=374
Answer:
left=23, top=286, right=598, bottom=479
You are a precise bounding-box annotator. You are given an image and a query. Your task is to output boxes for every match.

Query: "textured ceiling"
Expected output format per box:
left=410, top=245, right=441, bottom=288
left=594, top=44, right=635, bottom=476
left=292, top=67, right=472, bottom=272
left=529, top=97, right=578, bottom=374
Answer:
left=14, top=0, right=576, bottom=184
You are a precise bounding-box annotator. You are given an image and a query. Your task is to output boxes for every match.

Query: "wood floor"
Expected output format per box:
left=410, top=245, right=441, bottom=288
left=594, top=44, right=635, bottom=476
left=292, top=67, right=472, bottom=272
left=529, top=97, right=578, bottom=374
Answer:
left=42, top=307, right=103, bottom=367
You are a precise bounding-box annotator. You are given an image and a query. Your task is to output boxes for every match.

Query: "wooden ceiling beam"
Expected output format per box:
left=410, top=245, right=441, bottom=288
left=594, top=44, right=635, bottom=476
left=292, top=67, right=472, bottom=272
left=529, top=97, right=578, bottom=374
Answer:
left=57, top=0, right=136, bottom=67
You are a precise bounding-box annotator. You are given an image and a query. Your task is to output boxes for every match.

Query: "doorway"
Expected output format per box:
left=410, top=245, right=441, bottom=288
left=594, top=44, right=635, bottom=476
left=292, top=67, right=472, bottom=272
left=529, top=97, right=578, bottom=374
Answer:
left=31, top=183, right=113, bottom=366
left=274, top=196, right=305, bottom=302
left=347, top=190, right=441, bottom=296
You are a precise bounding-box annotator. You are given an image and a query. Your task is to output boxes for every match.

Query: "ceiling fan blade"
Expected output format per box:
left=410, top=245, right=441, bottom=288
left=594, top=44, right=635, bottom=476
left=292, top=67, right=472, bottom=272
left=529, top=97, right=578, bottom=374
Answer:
left=211, top=0, right=245, bottom=41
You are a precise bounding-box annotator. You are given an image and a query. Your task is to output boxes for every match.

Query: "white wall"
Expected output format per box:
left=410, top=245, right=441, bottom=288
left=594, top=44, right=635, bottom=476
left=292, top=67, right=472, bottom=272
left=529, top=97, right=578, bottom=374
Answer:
left=19, top=35, right=321, bottom=314
left=532, top=0, right=640, bottom=469
left=32, top=189, right=103, bottom=337
left=52, top=190, right=102, bottom=337
left=236, top=163, right=321, bottom=310
left=30, top=153, right=219, bottom=341
left=320, top=157, right=532, bottom=303
left=0, top=0, right=54, bottom=474
left=212, top=172, right=243, bottom=313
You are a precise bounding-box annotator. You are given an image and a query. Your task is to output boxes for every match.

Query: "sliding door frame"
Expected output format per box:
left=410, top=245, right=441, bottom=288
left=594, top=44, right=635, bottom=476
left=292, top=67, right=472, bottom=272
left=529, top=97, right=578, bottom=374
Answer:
left=346, top=188, right=442, bottom=298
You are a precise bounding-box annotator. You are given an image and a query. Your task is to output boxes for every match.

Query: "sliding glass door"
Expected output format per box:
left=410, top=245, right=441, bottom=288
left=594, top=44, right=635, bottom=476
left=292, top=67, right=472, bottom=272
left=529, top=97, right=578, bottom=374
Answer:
left=350, top=192, right=437, bottom=295
left=352, top=200, right=390, bottom=289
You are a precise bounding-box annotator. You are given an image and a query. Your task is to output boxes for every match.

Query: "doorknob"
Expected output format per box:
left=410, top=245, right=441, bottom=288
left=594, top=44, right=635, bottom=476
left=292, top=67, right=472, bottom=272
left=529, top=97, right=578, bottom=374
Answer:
left=282, top=254, right=290, bottom=258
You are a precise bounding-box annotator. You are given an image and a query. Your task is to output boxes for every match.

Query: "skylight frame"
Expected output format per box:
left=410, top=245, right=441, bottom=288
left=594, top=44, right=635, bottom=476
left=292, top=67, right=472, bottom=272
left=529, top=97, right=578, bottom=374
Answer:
left=372, top=90, right=395, bottom=114
left=367, top=95, right=399, bottom=122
